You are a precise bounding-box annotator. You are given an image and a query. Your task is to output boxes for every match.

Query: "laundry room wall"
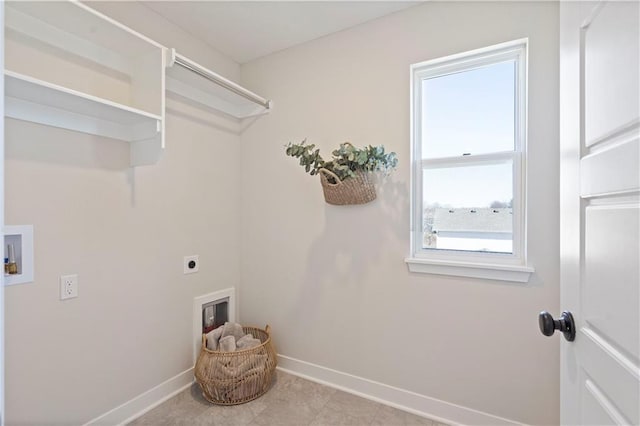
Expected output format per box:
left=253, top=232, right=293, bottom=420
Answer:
left=4, top=2, right=244, bottom=423
left=239, top=2, right=560, bottom=424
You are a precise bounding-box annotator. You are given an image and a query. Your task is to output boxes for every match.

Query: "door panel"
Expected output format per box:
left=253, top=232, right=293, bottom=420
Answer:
left=581, top=136, right=640, bottom=197
left=561, top=1, right=640, bottom=424
left=584, top=205, right=639, bottom=359
left=582, top=380, right=626, bottom=425
left=580, top=329, right=640, bottom=425
left=584, top=1, right=639, bottom=145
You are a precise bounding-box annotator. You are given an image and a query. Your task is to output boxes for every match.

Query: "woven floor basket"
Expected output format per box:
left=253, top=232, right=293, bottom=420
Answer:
left=319, top=168, right=376, bottom=205
left=195, top=325, right=277, bottom=405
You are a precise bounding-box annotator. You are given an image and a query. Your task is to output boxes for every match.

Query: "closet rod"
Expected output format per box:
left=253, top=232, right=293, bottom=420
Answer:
left=173, top=52, right=271, bottom=110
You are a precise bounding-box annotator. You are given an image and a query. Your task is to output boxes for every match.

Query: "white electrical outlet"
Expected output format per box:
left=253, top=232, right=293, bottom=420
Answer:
left=184, top=255, right=199, bottom=274
left=60, top=274, right=78, bottom=300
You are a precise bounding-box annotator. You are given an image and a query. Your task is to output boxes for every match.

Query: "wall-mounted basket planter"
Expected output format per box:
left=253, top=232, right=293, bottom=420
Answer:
left=319, top=168, right=376, bottom=205
left=285, top=140, right=397, bottom=206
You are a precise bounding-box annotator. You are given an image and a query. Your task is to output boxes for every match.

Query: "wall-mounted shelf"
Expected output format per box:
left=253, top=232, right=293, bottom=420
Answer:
left=4, top=0, right=166, bottom=166
left=5, top=71, right=162, bottom=156
left=166, top=49, right=272, bottom=119
left=4, top=1, right=274, bottom=163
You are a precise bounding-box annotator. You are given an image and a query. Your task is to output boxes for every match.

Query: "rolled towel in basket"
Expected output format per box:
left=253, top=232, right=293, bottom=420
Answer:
left=236, top=334, right=261, bottom=350
left=205, top=327, right=224, bottom=351
left=221, top=322, right=245, bottom=341
left=219, top=335, right=237, bottom=352
left=213, top=353, right=268, bottom=380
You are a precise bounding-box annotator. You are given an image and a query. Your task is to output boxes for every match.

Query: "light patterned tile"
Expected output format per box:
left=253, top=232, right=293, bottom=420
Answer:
left=271, top=375, right=337, bottom=412
left=128, top=372, right=449, bottom=426
left=198, top=403, right=257, bottom=426
left=179, top=409, right=217, bottom=426
left=249, top=397, right=319, bottom=426
left=310, top=391, right=380, bottom=425
left=244, top=391, right=272, bottom=418
left=371, top=404, right=437, bottom=426
left=249, top=372, right=336, bottom=426
left=247, top=370, right=292, bottom=413
left=128, top=385, right=210, bottom=425
left=309, top=408, right=371, bottom=426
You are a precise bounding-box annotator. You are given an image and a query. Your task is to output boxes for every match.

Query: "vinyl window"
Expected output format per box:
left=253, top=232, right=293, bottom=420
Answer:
left=406, top=40, right=534, bottom=282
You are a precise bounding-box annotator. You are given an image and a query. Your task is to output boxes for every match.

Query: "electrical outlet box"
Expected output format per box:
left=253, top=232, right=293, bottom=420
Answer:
left=60, top=274, right=78, bottom=300
left=184, top=255, right=199, bottom=274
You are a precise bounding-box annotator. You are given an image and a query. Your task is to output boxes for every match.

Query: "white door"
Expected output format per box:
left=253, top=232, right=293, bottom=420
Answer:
left=559, top=1, right=639, bottom=425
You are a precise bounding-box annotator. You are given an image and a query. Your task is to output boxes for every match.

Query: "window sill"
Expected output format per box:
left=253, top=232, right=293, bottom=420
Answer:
left=405, top=257, right=534, bottom=283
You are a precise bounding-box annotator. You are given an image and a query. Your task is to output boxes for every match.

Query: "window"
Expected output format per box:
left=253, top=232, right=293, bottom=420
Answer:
left=406, top=40, right=533, bottom=282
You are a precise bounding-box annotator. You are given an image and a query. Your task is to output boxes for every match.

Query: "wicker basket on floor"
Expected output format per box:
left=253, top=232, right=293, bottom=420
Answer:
left=318, top=168, right=376, bottom=205
left=195, top=325, right=277, bottom=405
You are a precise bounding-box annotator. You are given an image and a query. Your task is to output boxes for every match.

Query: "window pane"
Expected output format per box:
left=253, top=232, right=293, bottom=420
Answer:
left=421, top=60, right=515, bottom=159
left=422, top=161, right=513, bottom=253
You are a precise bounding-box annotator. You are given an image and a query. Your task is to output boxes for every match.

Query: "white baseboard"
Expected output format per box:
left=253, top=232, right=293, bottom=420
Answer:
left=84, top=368, right=195, bottom=426
left=276, top=355, right=524, bottom=426
left=84, top=355, right=524, bottom=426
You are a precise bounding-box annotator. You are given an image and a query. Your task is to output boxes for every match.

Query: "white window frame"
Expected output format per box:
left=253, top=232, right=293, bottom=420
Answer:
left=405, top=39, right=534, bottom=283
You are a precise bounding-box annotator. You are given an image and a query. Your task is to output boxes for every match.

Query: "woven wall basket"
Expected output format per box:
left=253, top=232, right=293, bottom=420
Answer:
left=319, top=168, right=376, bottom=205
left=194, top=325, right=277, bottom=405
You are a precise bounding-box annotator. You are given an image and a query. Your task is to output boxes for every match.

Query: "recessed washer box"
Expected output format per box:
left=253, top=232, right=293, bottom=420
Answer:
left=193, top=288, right=236, bottom=363
left=4, top=225, right=34, bottom=286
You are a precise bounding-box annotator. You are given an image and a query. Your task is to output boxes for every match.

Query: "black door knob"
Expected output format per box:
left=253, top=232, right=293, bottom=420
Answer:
left=539, top=311, right=576, bottom=342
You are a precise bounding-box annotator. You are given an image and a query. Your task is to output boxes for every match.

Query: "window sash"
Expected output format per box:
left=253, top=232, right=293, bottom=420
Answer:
left=410, top=39, right=527, bottom=266
left=412, top=43, right=525, bottom=82
left=421, top=151, right=515, bottom=169
left=416, top=152, right=523, bottom=262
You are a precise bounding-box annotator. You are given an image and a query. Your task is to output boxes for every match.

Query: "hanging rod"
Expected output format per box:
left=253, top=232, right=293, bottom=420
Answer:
left=169, top=49, right=272, bottom=110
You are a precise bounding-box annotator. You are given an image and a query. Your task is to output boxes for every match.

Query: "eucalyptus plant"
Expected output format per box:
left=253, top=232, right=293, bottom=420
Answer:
left=285, top=140, right=398, bottom=184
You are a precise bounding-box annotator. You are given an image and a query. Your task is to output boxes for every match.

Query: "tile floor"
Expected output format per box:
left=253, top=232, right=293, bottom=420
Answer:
left=129, top=370, right=449, bottom=426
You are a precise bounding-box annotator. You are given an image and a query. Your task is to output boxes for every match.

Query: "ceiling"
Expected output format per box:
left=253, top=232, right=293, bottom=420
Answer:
left=142, top=1, right=421, bottom=64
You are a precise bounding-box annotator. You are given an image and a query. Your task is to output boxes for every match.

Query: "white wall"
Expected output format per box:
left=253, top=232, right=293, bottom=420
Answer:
left=89, top=1, right=239, bottom=82
left=239, top=2, right=560, bottom=425
left=4, top=3, right=242, bottom=424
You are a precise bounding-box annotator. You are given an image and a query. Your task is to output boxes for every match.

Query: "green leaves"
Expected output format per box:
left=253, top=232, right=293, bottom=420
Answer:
left=285, top=140, right=325, bottom=177
left=356, top=150, right=368, bottom=165
left=285, top=139, right=398, bottom=182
